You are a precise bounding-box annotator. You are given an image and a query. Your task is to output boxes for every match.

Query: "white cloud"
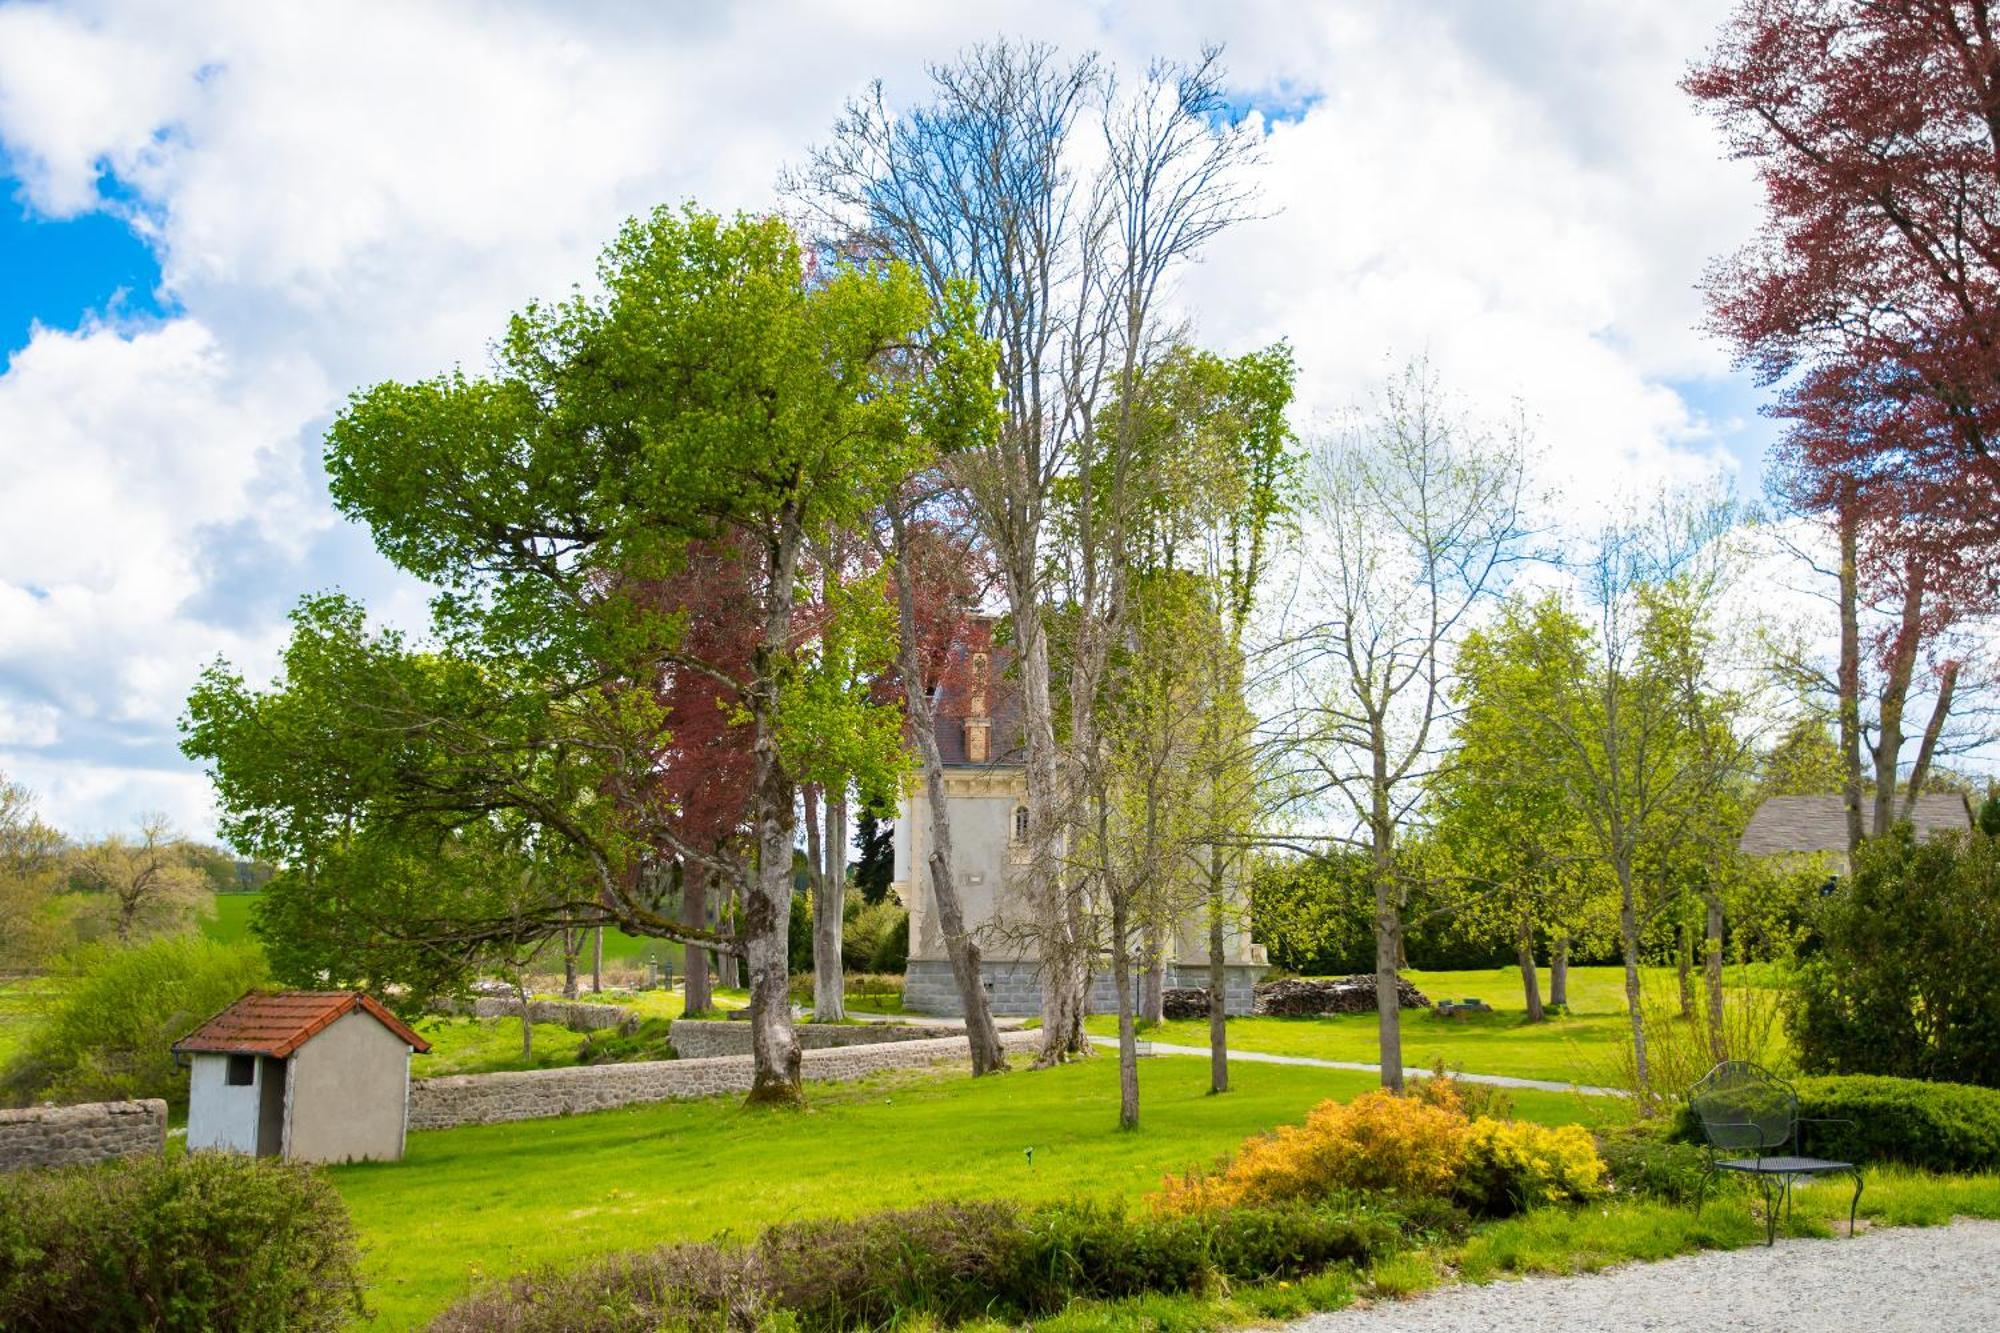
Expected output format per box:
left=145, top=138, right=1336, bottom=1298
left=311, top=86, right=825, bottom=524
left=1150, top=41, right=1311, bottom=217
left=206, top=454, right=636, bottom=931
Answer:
left=0, top=0, right=1805, bottom=838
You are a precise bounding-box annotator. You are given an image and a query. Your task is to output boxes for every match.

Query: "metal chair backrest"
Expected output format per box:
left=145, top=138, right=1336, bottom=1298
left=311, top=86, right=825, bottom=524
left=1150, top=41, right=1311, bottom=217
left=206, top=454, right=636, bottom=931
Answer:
left=1687, top=1060, right=1797, bottom=1155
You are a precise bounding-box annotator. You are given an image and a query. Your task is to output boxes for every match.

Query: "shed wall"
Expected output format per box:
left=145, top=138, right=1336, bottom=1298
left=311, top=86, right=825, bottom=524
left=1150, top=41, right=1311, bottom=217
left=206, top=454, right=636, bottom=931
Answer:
left=283, top=1010, right=411, bottom=1163
left=186, top=1053, right=262, bottom=1154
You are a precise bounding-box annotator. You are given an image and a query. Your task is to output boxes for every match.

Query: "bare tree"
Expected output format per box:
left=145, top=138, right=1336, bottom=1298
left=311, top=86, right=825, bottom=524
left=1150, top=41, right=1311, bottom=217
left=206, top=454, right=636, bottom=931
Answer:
left=1284, top=364, right=1533, bottom=1091
left=72, top=816, right=211, bottom=943
left=794, top=41, right=1259, bottom=1065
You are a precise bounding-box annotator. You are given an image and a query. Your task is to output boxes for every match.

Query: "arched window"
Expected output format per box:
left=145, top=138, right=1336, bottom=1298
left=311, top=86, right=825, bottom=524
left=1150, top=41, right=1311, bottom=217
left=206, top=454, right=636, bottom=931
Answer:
left=1013, top=804, right=1030, bottom=843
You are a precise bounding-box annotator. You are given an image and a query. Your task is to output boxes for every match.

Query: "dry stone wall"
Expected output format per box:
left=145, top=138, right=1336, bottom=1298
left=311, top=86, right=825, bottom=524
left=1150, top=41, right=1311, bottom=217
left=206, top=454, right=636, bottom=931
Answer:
left=0, top=1099, right=166, bottom=1171
left=432, top=997, right=640, bottom=1034
left=409, top=1029, right=1041, bottom=1129
left=668, top=1019, right=951, bottom=1059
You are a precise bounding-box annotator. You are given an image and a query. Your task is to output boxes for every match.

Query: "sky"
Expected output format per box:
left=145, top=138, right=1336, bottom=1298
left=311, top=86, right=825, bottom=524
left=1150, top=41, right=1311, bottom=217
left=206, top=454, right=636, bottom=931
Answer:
left=0, top=1, right=1789, bottom=842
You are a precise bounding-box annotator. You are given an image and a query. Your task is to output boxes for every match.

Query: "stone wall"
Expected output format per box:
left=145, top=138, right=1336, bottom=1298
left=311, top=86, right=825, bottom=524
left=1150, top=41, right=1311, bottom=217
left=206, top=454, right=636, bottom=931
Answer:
left=408, top=1029, right=1042, bottom=1130
left=668, top=1019, right=952, bottom=1059
left=904, top=958, right=1265, bottom=1018
left=432, top=996, right=639, bottom=1034
left=0, top=1099, right=166, bottom=1172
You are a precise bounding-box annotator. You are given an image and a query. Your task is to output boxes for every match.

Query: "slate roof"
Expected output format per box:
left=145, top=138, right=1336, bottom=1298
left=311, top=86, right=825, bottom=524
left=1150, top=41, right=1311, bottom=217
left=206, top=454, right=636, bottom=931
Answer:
left=931, top=629, right=1026, bottom=769
left=1738, top=793, right=1974, bottom=856
left=173, top=990, right=430, bottom=1058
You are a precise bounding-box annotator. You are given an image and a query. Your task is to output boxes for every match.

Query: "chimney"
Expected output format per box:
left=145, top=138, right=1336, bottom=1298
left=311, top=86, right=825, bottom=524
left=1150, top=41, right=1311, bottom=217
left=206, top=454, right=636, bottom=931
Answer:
left=965, top=649, right=990, bottom=763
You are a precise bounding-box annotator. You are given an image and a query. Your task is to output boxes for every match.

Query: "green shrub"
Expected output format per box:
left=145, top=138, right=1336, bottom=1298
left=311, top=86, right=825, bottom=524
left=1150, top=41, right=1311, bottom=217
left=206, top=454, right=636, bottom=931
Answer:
left=866, top=910, right=909, bottom=973
left=1669, top=1074, right=2000, bottom=1175
left=1789, top=825, right=2000, bottom=1087
left=841, top=897, right=907, bottom=974
left=429, top=1196, right=1401, bottom=1333
left=0, top=1152, right=363, bottom=1331
left=1596, top=1124, right=1717, bottom=1204
left=2, top=935, right=266, bottom=1107
left=576, top=1016, right=677, bottom=1065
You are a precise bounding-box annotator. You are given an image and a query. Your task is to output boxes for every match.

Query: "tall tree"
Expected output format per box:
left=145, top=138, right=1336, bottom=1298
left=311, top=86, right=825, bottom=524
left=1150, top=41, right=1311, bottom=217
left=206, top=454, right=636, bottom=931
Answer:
left=186, top=208, right=989, bottom=1103
left=1285, top=364, right=1533, bottom=1091
left=796, top=42, right=1259, bottom=1064
left=71, top=817, right=211, bottom=944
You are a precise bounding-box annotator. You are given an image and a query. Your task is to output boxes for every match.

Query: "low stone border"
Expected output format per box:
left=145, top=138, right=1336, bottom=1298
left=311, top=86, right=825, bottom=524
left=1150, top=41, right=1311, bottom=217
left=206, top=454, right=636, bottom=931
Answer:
left=668, top=1019, right=951, bottom=1059
left=431, top=996, right=640, bottom=1034
left=0, top=1099, right=167, bottom=1171
left=409, top=1030, right=1042, bottom=1129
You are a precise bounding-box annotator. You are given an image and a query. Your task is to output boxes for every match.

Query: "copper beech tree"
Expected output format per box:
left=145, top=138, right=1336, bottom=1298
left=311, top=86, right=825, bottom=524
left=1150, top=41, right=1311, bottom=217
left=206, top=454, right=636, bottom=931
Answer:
left=1689, top=0, right=2000, bottom=844
left=184, top=208, right=996, bottom=1104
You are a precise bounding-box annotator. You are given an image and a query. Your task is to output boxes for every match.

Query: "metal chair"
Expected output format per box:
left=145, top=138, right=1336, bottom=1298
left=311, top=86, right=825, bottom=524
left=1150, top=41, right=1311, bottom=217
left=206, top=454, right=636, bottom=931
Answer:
left=1687, top=1060, right=1863, bottom=1245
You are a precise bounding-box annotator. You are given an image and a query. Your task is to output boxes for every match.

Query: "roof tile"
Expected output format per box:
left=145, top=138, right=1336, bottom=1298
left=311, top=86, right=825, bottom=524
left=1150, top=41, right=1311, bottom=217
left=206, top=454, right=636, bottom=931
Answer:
left=173, top=990, right=430, bottom=1058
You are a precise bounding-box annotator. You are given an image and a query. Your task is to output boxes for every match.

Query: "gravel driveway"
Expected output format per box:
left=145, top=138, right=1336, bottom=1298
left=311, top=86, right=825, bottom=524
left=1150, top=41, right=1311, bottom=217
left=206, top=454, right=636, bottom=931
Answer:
left=1292, top=1219, right=2000, bottom=1332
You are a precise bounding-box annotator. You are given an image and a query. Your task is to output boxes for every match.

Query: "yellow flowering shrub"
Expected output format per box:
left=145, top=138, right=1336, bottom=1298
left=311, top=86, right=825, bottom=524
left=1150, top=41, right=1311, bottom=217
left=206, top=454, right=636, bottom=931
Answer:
left=1155, top=1076, right=1605, bottom=1218
left=1458, top=1117, right=1606, bottom=1215
left=1156, top=1089, right=1470, bottom=1212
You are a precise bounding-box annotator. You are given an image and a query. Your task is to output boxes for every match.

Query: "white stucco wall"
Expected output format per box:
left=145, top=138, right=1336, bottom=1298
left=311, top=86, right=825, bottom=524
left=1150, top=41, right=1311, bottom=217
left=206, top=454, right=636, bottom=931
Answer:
left=902, top=771, right=1031, bottom=962
left=185, top=1053, right=261, bottom=1154
left=283, top=1010, right=413, bottom=1164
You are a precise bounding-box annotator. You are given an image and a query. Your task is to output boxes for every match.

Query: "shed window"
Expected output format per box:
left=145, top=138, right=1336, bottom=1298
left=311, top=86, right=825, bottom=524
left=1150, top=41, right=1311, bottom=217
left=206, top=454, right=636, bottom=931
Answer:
left=1013, top=804, right=1030, bottom=843
left=226, top=1054, right=256, bottom=1086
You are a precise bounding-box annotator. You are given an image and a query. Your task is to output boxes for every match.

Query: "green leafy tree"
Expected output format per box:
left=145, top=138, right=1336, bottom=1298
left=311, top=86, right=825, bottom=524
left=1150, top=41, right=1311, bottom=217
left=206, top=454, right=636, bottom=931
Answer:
left=1791, top=824, right=2000, bottom=1087
left=185, top=208, right=993, bottom=1103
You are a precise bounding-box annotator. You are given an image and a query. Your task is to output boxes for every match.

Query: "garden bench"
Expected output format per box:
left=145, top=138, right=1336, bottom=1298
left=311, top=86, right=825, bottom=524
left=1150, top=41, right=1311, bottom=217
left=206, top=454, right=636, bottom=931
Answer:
left=1687, top=1059, right=1863, bottom=1245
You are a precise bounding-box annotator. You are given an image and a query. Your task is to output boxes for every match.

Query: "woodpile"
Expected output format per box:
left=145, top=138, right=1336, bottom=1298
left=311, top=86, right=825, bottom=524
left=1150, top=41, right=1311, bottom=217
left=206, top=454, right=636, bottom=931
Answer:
left=1251, top=975, right=1431, bottom=1016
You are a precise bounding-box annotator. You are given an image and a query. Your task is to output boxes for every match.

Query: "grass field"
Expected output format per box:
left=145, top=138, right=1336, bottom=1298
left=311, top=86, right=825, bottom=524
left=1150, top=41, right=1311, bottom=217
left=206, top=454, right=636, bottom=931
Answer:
left=332, top=1051, right=1622, bottom=1330
left=1080, top=966, right=1779, bottom=1087
left=201, top=890, right=671, bottom=967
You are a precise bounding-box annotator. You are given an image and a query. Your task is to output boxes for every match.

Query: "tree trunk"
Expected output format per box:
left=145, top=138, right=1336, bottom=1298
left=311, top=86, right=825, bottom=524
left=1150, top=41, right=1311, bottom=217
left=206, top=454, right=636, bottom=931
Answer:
left=682, top=861, right=712, bottom=1016
left=1675, top=919, right=1695, bottom=1021
left=1837, top=500, right=1866, bottom=853
left=1140, top=925, right=1165, bottom=1025
left=1112, top=892, right=1139, bottom=1130
left=1871, top=562, right=1926, bottom=837
left=743, top=518, right=805, bottom=1105
left=1901, top=659, right=1959, bottom=819
left=592, top=925, right=603, bottom=994
left=1516, top=914, right=1544, bottom=1024
left=717, top=877, right=741, bottom=989
left=1550, top=934, right=1570, bottom=1010
left=1015, top=587, right=1087, bottom=1066
left=1370, top=751, right=1404, bottom=1091
left=562, top=928, right=580, bottom=1001
left=1617, top=859, right=1651, bottom=1102
left=1207, top=848, right=1229, bottom=1095
left=1703, top=887, right=1726, bottom=1061
left=513, top=971, right=534, bottom=1061
left=888, top=501, right=1007, bottom=1075
left=819, top=789, right=846, bottom=1018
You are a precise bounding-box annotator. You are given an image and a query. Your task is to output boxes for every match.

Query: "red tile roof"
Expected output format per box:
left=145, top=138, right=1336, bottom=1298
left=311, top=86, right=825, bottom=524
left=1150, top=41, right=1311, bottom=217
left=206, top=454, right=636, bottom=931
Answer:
left=173, top=990, right=430, bottom=1058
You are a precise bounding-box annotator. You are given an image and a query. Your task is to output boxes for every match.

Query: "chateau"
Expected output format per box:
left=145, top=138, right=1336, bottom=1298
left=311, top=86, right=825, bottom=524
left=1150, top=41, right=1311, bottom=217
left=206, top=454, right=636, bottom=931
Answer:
left=893, top=622, right=1267, bottom=1016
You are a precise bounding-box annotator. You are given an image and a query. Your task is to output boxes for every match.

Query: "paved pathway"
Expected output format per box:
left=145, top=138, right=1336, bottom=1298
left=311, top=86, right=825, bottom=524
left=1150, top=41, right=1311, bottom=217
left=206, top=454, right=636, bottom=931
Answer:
left=1291, top=1218, right=2000, bottom=1332
left=1089, top=1035, right=1623, bottom=1098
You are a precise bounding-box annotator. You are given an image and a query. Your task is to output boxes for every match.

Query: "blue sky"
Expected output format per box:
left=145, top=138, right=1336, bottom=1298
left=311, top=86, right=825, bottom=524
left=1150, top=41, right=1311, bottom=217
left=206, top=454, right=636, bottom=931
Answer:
left=0, top=176, right=168, bottom=359
left=0, top=1, right=1826, bottom=841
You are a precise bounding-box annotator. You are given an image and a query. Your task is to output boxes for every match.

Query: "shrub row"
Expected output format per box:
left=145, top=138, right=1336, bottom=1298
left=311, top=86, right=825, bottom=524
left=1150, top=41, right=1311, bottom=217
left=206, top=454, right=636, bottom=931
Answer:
left=0, top=1152, right=363, bottom=1332
left=1673, top=1074, right=2000, bottom=1175
left=429, top=1197, right=1402, bottom=1333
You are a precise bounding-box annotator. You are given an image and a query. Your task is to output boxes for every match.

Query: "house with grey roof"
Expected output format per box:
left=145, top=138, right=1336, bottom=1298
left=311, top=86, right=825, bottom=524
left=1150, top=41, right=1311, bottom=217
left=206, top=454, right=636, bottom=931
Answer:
left=1738, top=792, right=1975, bottom=868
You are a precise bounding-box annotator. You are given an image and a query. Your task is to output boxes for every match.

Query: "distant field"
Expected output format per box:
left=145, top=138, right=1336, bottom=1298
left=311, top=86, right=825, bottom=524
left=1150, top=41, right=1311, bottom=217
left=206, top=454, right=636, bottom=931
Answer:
left=201, top=890, right=677, bottom=967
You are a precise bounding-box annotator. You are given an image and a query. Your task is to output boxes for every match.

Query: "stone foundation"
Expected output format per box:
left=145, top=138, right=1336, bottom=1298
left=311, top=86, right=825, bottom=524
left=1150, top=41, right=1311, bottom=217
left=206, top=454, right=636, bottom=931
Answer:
left=902, top=958, right=1266, bottom=1018
left=0, top=1099, right=166, bottom=1172
left=668, top=1020, right=952, bottom=1060
left=408, top=1029, right=1041, bottom=1129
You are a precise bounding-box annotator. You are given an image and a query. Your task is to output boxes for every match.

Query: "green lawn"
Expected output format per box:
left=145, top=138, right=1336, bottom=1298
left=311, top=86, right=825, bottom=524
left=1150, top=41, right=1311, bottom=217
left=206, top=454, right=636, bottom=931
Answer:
left=332, top=1051, right=1619, bottom=1329
left=1082, top=966, right=1772, bottom=1087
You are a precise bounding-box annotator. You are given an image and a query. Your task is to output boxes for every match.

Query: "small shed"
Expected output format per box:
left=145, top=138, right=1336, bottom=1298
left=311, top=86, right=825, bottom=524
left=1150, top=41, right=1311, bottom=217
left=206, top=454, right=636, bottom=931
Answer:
left=174, top=990, right=429, bottom=1164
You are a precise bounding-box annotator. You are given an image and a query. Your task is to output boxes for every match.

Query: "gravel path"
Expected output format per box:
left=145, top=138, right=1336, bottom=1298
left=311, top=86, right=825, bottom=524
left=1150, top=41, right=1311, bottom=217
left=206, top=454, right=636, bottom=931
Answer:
left=1292, top=1219, right=2000, bottom=1332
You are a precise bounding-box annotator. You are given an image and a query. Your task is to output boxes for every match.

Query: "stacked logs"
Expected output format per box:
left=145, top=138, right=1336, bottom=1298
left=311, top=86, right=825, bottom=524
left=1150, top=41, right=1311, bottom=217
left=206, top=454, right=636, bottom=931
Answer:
left=1250, top=975, right=1431, bottom=1016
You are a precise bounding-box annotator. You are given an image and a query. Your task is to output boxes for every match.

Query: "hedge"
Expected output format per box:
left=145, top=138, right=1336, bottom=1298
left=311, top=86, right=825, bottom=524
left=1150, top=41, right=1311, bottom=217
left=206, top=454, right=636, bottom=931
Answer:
left=429, top=1197, right=1402, bottom=1332
left=1674, top=1074, right=2000, bottom=1175
left=0, top=1152, right=363, bottom=1332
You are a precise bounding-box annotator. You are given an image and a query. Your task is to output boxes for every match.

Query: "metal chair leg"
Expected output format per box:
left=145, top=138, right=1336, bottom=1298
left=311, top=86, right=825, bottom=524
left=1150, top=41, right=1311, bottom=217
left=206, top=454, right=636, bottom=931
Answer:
left=1848, top=1169, right=1864, bottom=1238
left=1760, top=1175, right=1778, bottom=1246
left=1695, top=1164, right=1715, bottom=1219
